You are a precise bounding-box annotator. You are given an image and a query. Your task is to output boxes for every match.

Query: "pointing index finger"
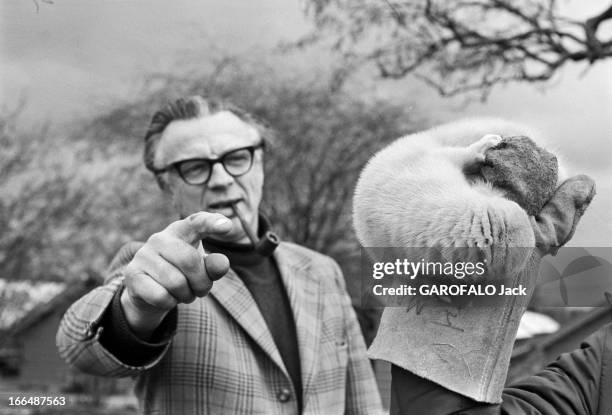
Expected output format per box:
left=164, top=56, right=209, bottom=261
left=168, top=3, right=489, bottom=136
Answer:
left=166, top=212, right=233, bottom=245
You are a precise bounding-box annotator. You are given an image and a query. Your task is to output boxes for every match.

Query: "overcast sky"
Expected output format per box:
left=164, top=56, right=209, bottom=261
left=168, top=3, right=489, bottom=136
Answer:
left=1, top=0, right=611, bottom=245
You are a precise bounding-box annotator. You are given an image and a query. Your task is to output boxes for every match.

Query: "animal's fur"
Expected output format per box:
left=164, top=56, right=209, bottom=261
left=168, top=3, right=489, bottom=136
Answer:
left=353, top=118, right=565, bottom=249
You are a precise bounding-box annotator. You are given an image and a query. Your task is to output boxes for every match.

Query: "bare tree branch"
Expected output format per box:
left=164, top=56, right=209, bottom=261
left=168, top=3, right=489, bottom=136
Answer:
left=298, top=0, right=612, bottom=98
left=585, top=3, right=612, bottom=62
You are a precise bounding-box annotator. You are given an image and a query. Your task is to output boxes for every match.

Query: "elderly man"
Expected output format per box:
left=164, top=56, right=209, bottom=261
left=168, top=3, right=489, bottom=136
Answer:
left=56, top=96, right=383, bottom=414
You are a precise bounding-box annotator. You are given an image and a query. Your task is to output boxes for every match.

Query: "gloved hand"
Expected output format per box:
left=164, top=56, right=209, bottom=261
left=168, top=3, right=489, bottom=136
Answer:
left=480, top=136, right=559, bottom=216
left=530, top=175, right=595, bottom=253
left=368, top=170, right=595, bottom=403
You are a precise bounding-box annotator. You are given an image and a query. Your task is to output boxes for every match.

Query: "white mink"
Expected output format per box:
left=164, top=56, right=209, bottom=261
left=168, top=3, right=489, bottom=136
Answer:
left=353, top=118, right=565, bottom=250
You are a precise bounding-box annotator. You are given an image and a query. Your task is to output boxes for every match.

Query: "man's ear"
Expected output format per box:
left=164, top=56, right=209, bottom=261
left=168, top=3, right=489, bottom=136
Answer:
left=159, top=176, right=184, bottom=213
left=155, top=174, right=172, bottom=194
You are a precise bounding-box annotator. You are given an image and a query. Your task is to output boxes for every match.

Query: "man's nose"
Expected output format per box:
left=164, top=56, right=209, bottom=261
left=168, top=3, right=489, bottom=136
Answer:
left=207, top=162, right=234, bottom=189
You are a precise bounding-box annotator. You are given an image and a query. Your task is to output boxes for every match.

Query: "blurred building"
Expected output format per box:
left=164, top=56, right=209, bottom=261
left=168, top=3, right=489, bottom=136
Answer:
left=0, top=277, right=98, bottom=390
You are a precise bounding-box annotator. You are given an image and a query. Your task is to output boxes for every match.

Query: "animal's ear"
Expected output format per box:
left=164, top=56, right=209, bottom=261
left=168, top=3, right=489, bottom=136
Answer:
left=468, top=134, right=503, bottom=157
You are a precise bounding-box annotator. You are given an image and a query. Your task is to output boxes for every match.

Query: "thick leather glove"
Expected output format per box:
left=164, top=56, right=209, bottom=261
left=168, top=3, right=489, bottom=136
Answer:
left=480, top=136, right=559, bottom=216
left=368, top=169, right=595, bottom=403
left=530, top=175, right=595, bottom=253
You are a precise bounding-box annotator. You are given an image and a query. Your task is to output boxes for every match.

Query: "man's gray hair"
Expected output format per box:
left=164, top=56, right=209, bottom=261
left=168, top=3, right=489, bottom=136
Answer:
left=143, top=95, right=272, bottom=176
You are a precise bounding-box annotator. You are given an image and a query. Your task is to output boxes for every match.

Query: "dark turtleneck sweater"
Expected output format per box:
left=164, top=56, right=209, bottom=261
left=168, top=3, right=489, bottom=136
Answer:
left=99, top=217, right=302, bottom=410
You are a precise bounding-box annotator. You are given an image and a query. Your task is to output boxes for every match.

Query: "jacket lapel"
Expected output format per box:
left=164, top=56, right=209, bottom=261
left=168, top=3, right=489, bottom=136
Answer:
left=274, top=244, right=323, bottom=400
left=209, top=268, right=286, bottom=374
left=209, top=243, right=325, bottom=400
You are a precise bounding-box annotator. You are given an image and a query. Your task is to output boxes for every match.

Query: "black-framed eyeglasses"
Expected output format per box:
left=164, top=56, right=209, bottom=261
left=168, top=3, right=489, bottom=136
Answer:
left=153, top=143, right=264, bottom=185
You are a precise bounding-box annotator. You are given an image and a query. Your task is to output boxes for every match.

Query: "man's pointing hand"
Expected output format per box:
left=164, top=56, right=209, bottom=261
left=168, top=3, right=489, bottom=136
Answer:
left=121, top=212, right=232, bottom=338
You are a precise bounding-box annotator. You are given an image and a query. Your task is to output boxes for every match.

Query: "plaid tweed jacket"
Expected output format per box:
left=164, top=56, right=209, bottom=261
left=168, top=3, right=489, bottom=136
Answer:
left=57, top=241, right=383, bottom=414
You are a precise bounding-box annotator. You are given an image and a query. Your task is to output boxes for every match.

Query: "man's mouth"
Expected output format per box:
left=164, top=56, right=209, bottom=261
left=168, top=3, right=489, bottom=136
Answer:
left=208, top=199, right=243, bottom=216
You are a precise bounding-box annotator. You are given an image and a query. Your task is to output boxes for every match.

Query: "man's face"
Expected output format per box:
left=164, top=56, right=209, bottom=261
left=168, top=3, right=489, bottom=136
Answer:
left=154, top=111, right=264, bottom=243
